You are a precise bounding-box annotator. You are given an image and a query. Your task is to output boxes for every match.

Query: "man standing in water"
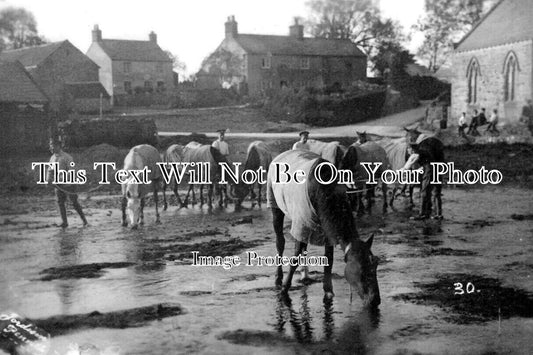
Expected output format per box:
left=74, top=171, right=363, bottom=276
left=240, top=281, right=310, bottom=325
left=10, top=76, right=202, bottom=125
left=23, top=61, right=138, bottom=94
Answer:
left=212, top=129, right=230, bottom=158
left=292, top=131, right=310, bottom=150
left=47, top=136, right=88, bottom=228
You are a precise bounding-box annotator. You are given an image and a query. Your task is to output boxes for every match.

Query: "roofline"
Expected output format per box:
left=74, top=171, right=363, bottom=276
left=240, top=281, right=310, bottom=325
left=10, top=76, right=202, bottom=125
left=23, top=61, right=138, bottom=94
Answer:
left=95, top=40, right=172, bottom=62
left=454, top=0, right=505, bottom=51
left=2, top=60, right=50, bottom=103
left=1, top=40, right=66, bottom=66
left=233, top=34, right=367, bottom=57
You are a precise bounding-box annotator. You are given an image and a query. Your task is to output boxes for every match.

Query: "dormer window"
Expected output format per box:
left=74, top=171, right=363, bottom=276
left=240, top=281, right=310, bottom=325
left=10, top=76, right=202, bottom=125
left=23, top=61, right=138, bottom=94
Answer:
left=262, top=56, right=271, bottom=69
left=300, top=57, right=310, bottom=70
left=123, top=62, right=131, bottom=74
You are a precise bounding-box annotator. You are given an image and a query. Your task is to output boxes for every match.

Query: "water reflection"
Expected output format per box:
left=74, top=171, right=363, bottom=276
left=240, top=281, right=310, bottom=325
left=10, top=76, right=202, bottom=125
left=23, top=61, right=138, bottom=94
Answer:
left=273, top=289, right=381, bottom=350
left=55, top=230, right=81, bottom=313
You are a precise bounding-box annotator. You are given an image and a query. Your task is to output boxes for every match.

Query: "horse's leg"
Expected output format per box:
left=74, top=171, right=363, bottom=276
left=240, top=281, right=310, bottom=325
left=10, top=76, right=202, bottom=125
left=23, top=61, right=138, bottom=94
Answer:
left=273, top=207, right=285, bottom=287
left=365, top=186, right=373, bottom=215
left=433, top=183, right=443, bottom=219
left=153, top=182, right=160, bottom=224
left=390, top=186, right=396, bottom=209
left=121, top=196, right=127, bottom=227
left=299, top=244, right=310, bottom=282
left=218, top=184, right=224, bottom=208
left=199, top=185, right=204, bottom=207
left=323, top=245, right=334, bottom=297
left=282, top=241, right=306, bottom=294
left=139, top=197, right=145, bottom=225
left=183, top=185, right=191, bottom=207
left=207, top=184, right=213, bottom=209
left=163, top=181, right=168, bottom=211
left=173, top=183, right=183, bottom=208
left=357, top=191, right=365, bottom=216
left=382, top=181, right=388, bottom=214
left=257, top=184, right=262, bottom=208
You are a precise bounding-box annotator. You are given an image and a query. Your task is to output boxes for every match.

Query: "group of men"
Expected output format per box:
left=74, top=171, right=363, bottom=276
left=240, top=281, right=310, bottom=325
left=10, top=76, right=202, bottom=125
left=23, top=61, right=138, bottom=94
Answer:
left=457, top=107, right=499, bottom=137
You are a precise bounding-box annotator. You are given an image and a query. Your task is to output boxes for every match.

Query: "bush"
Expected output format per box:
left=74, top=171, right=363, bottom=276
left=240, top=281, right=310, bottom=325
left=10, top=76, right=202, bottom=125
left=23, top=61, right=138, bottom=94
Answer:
left=58, top=117, right=158, bottom=148
left=262, top=86, right=387, bottom=127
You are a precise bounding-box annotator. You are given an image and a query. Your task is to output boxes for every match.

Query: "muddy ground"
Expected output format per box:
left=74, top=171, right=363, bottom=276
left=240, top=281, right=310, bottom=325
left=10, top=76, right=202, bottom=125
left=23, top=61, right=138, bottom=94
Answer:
left=0, top=142, right=532, bottom=354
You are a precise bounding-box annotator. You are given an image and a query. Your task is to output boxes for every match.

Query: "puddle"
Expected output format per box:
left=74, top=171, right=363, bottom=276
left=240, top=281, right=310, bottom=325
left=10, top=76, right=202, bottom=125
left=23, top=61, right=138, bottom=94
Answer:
left=32, top=303, right=184, bottom=336
left=393, top=273, right=533, bottom=324
left=38, top=262, right=135, bottom=281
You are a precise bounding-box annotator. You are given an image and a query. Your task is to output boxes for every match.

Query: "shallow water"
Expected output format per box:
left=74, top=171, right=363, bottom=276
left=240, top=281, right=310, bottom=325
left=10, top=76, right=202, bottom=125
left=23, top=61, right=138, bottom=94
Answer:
left=1, top=186, right=532, bottom=354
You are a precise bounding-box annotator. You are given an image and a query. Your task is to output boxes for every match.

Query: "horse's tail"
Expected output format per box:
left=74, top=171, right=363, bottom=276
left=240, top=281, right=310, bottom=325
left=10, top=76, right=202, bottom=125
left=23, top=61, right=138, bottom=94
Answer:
left=245, top=145, right=261, bottom=171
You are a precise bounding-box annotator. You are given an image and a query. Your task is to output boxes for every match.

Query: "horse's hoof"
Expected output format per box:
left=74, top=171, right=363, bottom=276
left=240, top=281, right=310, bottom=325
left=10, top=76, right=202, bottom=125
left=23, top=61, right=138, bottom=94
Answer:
left=121, top=221, right=127, bottom=227
left=324, top=291, right=335, bottom=299
left=155, top=219, right=161, bottom=225
left=281, top=285, right=291, bottom=294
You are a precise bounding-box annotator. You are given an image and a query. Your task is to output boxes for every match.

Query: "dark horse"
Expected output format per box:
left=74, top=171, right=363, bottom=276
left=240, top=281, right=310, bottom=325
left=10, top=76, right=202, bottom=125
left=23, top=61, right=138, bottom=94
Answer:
left=162, top=142, right=230, bottom=209
left=231, top=141, right=273, bottom=209
left=404, top=128, right=445, bottom=220
left=267, top=150, right=380, bottom=308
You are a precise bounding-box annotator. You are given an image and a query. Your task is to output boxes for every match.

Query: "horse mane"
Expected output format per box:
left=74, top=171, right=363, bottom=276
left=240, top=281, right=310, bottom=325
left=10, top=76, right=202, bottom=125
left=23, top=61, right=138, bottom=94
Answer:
left=308, top=163, right=358, bottom=247
left=340, top=145, right=358, bottom=171
left=244, top=145, right=261, bottom=171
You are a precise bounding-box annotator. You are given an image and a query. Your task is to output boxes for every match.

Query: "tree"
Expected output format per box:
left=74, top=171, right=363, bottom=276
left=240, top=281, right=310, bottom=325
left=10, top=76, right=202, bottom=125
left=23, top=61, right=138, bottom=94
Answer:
left=164, top=50, right=187, bottom=76
left=414, top=0, right=496, bottom=72
left=0, top=7, right=47, bottom=51
left=305, top=0, right=406, bottom=73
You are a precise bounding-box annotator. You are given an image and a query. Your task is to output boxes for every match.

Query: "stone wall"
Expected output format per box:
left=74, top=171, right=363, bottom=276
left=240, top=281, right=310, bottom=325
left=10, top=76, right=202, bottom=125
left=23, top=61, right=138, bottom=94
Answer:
left=451, top=40, right=532, bottom=123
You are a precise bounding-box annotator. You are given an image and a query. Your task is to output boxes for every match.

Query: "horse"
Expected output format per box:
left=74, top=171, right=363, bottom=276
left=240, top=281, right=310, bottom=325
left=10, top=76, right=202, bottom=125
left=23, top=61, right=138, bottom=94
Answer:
left=307, top=139, right=346, bottom=167
left=121, top=144, right=162, bottom=229
left=340, top=140, right=390, bottom=215
left=161, top=143, right=186, bottom=210
left=181, top=141, right=230, bottom=208
left=231, top=141, right=273, bottom=209
left=404, top=127, right=445, bottom=219
left=267, top=150, right=380, bottom=308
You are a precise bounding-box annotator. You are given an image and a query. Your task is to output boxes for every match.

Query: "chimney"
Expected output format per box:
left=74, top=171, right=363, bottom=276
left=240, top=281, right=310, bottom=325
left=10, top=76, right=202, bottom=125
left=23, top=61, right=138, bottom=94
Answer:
left=149, top=31, right=157, bottom=43
left=225, top=15, right=238, bottom=39
left=92, top=24, right=102, bottom=42
left=289, top=18, right=304, bottom=40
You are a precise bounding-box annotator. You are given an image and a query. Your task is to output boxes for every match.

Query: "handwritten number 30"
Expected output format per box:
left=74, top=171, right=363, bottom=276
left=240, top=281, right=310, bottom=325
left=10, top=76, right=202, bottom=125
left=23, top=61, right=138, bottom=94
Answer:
left=454, top=282, right=475, bottom=295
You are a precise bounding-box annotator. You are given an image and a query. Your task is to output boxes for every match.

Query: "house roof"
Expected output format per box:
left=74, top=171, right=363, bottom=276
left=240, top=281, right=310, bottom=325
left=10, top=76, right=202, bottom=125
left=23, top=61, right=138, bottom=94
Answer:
left=233, top=34, right=366, bottom=57
left=96, top=39, right=171, bottom=62
left=455, top=0, right=533, bottom=52
left=405, top=63, right=433, bottom=77
left=0, top=41, right=64, bottom=68
left=64, top=82, right=110, bottom=99
left=0, top=61, right=49, bottom=103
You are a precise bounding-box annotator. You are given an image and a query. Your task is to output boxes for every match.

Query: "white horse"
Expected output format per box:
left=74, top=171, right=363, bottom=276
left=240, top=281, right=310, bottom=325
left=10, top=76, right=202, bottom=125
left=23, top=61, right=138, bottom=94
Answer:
left=121, top=144, right=162, bottom=229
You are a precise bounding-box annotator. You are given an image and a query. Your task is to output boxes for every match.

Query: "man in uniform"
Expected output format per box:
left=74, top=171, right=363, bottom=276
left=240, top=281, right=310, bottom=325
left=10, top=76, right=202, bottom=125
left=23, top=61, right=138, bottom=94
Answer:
left=292, top=131, right=310, bottom=150
left=47, top=137, right=88, bottom=228
left=212, top=129, right=230, bottom=158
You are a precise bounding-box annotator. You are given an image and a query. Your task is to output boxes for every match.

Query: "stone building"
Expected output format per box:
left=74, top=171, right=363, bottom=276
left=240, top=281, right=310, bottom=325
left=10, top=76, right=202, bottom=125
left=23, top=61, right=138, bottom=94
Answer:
left=197, top=16, right=367, bottom=96
left=451, top=0, right=533, bottom=122
left=86, top=25, right=174, bottom=104
left=0, top=40, right=102, bottom=111
left=0, top=61, right=50, bottom=151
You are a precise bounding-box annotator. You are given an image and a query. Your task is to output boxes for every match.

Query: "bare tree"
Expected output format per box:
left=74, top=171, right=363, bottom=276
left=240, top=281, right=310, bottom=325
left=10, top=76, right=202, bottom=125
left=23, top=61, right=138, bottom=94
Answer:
left=0, top=7, right=46, bottom=51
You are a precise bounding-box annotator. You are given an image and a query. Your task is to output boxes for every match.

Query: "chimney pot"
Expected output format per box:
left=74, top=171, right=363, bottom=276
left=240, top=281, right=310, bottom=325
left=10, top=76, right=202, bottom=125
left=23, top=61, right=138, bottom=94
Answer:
left=149, top=31, right=157, bottom=43
left=289, top=18, right=304, bottom=40
left=225, top=15, right=238, bottom=39
left=92, top=24, right=102, bottom=42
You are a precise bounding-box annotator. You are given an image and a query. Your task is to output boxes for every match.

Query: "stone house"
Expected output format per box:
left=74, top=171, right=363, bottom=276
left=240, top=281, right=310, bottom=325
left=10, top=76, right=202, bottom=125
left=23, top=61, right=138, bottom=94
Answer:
left=0, top=61, right=50, bottom=151
left=451, top=0, right=533, bottom=123
left=197, top=16, right=367, bottom=96
left=0, top=40, right=103, bottom=111
left=86, top=25, right=174, bottom=104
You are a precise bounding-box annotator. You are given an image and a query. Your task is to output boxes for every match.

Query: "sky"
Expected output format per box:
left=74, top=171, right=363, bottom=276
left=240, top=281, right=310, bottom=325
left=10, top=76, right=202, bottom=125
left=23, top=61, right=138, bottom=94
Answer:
left=1, top=0, right=425, bottom=76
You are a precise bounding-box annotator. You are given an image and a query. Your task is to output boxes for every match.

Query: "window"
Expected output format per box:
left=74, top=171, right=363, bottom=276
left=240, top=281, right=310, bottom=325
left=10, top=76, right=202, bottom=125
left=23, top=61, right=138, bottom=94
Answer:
left=144, top=81, right=153, bottom=92
left=156, top=63, right=163, bottom=73
left=123, top=62, right=131, bottom=73
left=157, top=81, right=165, bottom=91
left=300, top=57, right=310, bottom=70
left=466, top=58, right=481, bottom=104
left=261, top=56, right=271, bottom=69
left=503, top=51, right=519, bottom=102
left=124, top=81, right=132, bottom=94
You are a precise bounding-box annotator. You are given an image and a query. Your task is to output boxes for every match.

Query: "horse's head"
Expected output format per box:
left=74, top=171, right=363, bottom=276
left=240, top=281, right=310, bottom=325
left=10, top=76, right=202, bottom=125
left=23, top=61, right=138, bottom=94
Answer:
left=339, top=145, right=359, bottom=180
left=311, top=168, right=380, bottom=308
left=404, top=127, right=421, bottom=145
left=125, top=180, right=141, bottom=229
left=344, top=235, right=380, bottom=308
left=356, top=131, right=368, bottom=145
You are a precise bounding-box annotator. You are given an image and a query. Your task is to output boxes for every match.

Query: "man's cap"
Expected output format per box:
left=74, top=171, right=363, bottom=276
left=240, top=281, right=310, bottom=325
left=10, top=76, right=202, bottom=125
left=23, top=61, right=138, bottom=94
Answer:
left=49, top=135, right=62, bottom=145
left=216, top=129, right=227, bottom=134
left=299, top=130, right=310, bottom=137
